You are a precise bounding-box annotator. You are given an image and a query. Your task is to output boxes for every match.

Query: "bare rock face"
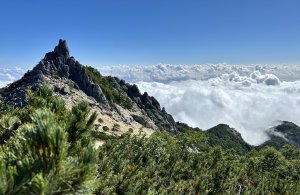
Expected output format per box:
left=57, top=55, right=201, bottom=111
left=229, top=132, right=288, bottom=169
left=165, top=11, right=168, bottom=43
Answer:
left=132, top=115, right=152, bottom=128
left=54, top=85, right=70, bottom=95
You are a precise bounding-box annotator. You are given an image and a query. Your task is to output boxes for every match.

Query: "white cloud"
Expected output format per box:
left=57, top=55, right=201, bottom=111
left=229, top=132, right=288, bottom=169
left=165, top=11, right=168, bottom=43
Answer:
left=136, top=79, right=300, bottom=145
left=99, top=63, right=300, bottom=145
left=5, top=73, right=16, bottom=80
left=0, top=67, right=26, bottom=87
left=0, top=81, right=12, bottom=88
left=99, top=63, right=300, bottom=83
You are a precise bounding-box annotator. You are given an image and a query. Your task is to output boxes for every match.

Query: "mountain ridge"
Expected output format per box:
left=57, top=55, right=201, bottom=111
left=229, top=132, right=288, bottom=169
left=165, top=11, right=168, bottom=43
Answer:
left=1, top=39, right=177, bottom=134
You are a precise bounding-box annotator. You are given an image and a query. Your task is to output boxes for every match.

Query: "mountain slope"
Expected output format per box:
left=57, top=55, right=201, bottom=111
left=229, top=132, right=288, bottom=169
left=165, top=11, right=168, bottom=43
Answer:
left=206, top=124, right=252, bottom=153
left=260, top=121, right=300, bottom=149
left=1, top=39, right=177, bottom=135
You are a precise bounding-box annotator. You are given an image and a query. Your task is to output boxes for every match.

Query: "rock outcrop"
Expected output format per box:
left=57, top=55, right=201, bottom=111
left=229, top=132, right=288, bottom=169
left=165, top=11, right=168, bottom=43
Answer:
left=2, top=39, right=108, bottom=106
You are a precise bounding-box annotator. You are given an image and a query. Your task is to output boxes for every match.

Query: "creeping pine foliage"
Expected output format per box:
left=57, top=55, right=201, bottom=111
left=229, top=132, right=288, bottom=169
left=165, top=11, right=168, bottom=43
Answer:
left=96, top=132, right=300, bottom=194
left=0, top=85, right=98, bottom=194
left=1, top=85, right=300, bottom=194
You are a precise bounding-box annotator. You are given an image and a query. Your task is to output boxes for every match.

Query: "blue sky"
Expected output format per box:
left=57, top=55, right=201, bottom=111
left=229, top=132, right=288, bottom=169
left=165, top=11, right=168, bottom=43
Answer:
left=1, top=0, right=300, bottom=68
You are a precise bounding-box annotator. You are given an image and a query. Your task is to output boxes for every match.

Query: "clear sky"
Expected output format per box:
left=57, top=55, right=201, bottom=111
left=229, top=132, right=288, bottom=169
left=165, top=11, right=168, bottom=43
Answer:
left=1, top=0, right=300, bottom=68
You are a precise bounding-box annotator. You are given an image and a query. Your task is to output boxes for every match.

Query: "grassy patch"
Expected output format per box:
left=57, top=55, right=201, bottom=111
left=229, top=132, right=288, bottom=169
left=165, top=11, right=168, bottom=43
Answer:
left=84, top=66, right=133, bottom=109
left=91, top=130, right=117, bottom=141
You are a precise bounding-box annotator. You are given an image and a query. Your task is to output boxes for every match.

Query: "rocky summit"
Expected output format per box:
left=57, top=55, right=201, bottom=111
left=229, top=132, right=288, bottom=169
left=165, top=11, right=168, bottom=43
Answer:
left=1, top=39, right=177, bottom=134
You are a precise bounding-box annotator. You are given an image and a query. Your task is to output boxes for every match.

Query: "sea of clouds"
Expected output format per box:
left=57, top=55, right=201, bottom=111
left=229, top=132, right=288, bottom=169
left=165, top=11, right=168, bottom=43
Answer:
left=2, top=63, right=300, bottom=145
left=99, top=63, right=300, bottom=83
left=0, top=67, right=26, bottom=88
left=99, top=63, right=300, bottom=145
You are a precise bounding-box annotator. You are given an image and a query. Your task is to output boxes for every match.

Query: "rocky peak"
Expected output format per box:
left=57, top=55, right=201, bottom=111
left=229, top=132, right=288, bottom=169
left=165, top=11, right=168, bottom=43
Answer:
left=1, top=39, right=178, bottom=133
left=3, top=39, right=108, bottom=106
left=44, top=39, right=70, bottom=60
left=54, top=39, right=70, bottom=57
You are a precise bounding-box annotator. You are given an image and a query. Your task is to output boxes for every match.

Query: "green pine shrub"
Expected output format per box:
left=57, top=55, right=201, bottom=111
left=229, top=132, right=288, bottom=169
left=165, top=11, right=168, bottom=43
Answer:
left=0, top=86, right=99, bottom=194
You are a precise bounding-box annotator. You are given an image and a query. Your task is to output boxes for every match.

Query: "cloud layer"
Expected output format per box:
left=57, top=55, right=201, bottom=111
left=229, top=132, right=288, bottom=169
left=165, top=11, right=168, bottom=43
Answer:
left=99, top=63, right=300, bottom=145
left=136, top=79, right=300, bottom=145
left=99, top=63, right=300, bottom=83
left=0, top=68, right=26, bottom=87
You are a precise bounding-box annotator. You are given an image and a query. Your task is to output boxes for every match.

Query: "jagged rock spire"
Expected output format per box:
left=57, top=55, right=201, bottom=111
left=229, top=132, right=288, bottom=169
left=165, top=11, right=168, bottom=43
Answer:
left=43, top=39, right=71, bottom=61
left=53, top=39, right=70, bottom=58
